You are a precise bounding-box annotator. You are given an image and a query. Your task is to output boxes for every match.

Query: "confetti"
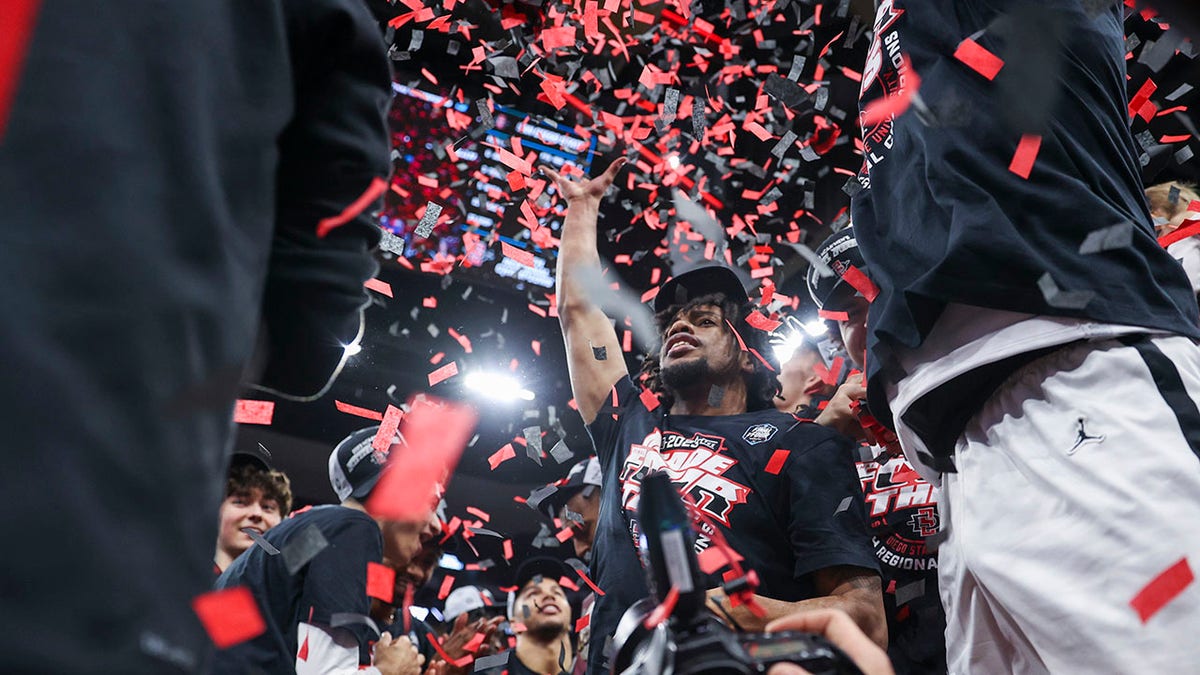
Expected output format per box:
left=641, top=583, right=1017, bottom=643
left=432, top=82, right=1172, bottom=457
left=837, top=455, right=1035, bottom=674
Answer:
left=953, top=38, right=1004, bottom=80
left=316, top=177, right=388, bottom=238
left=428, top=361, right=460, bottom=386
left=335, top=400, right=384, bottom=421
left=364, top=278, right=393, bottom=297
left=1008, top=134, right=1043, bottom=180
left=233, top=399, right=275, bottom=425
left=367, top=562, right=396, bottom=603
left=1130, top=557, right=1193, bottom=623
left=764, top=449, right=790, bottom=475
left=366, top=396, right=476, bottom=522
left=1078, top=222, right=1134, bottom=254
left=415, top=202, right=443, bottom=239
left=281, top=524, right=330, bottom=575
left=501, top=241, right=536, bottom=267
left=242, top=528, right=280, bottom=555
left=374, top=404, right=404, bottom=455
left=488, top=443, right=516, bottom=470
left=438, top=574, right=456, bottom=600
left=833, top=496, right=854, bottom=515
left=192, top=587, right=266, bottom=649
left=1037, top=272, right=1094, bottom=310
left=549, top=440, right=573, bottom=464
left=894, top=579, right=926, bottom=607
left=707, top=385, right=725, bottom=407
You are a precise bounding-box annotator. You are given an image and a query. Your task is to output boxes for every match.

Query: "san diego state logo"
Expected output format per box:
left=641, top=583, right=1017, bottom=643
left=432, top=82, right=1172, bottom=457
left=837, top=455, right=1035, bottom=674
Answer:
left=742, top=423, right=777, bottom=446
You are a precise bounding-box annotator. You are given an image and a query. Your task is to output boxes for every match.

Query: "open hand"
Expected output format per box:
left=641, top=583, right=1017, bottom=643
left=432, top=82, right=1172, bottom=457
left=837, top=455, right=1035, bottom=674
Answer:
left=541, top=158, right=627, bottom=204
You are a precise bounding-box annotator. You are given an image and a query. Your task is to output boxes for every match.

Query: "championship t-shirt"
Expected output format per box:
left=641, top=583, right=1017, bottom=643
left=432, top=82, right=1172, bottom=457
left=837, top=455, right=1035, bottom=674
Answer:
left=583, top=377, right=878, bottom=675
left=212, top=506, right=383, bottom=674
left=852, top=0, right=1200, bottom=426
left=855, top=447, right=945, bottom=674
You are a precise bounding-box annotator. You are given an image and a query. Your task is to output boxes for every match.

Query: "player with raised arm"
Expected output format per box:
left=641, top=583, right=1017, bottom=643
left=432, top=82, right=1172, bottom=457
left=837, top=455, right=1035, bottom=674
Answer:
left=545, top=161, right=885, bottom=675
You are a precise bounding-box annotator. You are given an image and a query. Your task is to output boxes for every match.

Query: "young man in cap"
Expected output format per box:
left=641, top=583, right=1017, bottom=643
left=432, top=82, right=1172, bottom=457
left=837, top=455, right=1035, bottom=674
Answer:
left=212, top=427, right=440, bottom=675
left=214, top=450, right=294, bottom=574
left=545, top=162, right=884, bottom=675
left=531, top=456, right=603, bottom=563
left=476, top=558, right=575, bottom=675
left=852, top=2, right=1200, bottom=671
left=801, top=228, right=945, bottom=675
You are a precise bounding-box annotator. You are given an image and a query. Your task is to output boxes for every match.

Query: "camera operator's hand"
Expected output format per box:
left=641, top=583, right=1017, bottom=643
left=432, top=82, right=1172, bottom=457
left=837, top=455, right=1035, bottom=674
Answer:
left=765, top=609, right=893, bottom=675
left=373, top=632, right=425, bottom=675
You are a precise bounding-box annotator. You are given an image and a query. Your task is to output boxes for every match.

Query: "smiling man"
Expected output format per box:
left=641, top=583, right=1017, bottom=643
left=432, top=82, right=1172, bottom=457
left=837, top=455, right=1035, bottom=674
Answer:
left=545, top=162, right=884, bottom=675
left=213, top=452, right=293, bottom=574
left=483, top=558, right=575, bottom=675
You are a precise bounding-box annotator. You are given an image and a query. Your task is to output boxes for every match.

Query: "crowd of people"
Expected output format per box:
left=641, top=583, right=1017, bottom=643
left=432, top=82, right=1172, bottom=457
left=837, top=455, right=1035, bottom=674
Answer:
left=4, top=0, right=1200, bottom=674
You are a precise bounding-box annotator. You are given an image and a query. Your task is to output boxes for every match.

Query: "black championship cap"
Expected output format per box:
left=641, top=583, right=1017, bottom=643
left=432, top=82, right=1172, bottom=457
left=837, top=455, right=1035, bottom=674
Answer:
left=328, top=426, right=391, bottom=502
left=507, top=556, right=573, bottom=618
left=532, top=456, right=602, bottom=519
left=807, top=226, right=871, bottom=312
left=654, top=265, right=752, bottom=317
left=229, top=444, right=273, bottom=473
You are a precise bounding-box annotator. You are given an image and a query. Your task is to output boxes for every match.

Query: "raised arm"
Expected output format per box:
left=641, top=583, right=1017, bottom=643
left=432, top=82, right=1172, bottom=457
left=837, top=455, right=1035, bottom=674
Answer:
left=544, top=159, right=630, bottom=424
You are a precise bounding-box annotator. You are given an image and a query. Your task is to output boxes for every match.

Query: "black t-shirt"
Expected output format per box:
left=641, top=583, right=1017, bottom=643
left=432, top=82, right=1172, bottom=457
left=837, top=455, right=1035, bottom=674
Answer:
left=855, top=447, right=945, bottom=674
left=852, top=0, right=1200, bottom=426
left=212, top=506, right=383, bottom=674
left=584, top=377, right=878, bottom=675
left=476, top=649, right=563, bottom=675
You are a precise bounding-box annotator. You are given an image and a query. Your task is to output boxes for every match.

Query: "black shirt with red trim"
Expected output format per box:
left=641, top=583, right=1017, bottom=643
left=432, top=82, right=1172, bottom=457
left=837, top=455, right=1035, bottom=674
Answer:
left=583, top=377, right=877, bottom=675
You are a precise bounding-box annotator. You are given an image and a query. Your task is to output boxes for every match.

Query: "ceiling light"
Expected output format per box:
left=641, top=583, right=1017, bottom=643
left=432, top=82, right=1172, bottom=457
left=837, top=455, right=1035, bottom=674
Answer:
left=464, top=371, right=536, bottom=402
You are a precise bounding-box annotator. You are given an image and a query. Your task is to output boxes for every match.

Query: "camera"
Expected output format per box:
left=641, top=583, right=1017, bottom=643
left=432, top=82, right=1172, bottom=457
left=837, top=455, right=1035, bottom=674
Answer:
left=609, top=472, right=864, bottom=675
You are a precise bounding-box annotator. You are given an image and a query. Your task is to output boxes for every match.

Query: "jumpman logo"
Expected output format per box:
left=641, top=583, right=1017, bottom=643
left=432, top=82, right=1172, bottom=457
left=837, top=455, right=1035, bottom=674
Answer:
left=1068, top=417, right=1105, bottom=454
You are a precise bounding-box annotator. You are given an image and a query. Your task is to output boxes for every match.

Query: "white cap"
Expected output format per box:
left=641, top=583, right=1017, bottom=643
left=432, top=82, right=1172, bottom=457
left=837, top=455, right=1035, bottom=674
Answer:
left=443, top=586, right=495, bottom=622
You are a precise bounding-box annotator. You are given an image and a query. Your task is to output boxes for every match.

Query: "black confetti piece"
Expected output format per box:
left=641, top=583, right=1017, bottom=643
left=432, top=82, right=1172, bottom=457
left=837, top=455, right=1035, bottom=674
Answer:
left=894, top=579, right=926, bottom=607
left=707, top=385, right=725, bottom=407
left=330, top=613, right=381, bottom=638
left=282, top=524, right=329, bottom=575
left=474, top=652, right=511, bottom=672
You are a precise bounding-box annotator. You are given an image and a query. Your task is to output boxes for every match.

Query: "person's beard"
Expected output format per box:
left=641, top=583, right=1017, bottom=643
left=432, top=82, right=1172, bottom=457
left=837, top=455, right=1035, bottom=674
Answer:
left=661, top=358, right=712, bottom=393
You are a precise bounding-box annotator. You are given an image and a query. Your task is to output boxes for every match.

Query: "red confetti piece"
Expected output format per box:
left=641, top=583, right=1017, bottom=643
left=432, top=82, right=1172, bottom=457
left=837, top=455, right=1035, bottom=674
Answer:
left=697, top=545, right=742, bottom=574
left=1158, top=218, right=1200, bottom=248
left=764, top=449, right=790, bottom=475
left=953, top=38, right=1004, bottom=80
left=575, top=613, right=590, bottom=632
left=298, top=629, right=309, bottom=661
left=233, top=399, right=275, bottom=425
left=365, top=396, right=476, bottom=522
left=423, top=296, right=437, bottom=308
left=488, top=443, right=516, bottom=470
left=724, top=319, right=749, bottom=352
left=465, top=506, right=491, bottom=522
left=316, top=177, right=388, bottom=238
left=1008, top=134, right=1042, bottom=179
left=840, top=265, right=879, bottom=302
left=640, top=387, right=661, bottom=411
left=462, top=631, right=486, bottom=654
left=572, top=565, right=606, bottom=596
left=428, top=361, right=459, bottom=386
left=818, top=309, right=849, bottom=321
left=364, top=278, right=393, bottom=297
left=503, top=539, right=514, bottom=560
left=642, top=586, right=679, bottom=629
left=366, top=561, right=396, bottom=603
left=531, top=340, right=541, bottom=356
left=1130, top=557, right=1193, bottom=623
left=745, top=311, right=782, bottom=332
left=861, top=55, right=920, bottom=126
left=1129, top=78, right=1157, bottom=120
left=438, top=574, right=456, bottom=600
left=374, top=404, right=403, bottom=454
left=192, top=587, right=267, bottom=649
left=0, top=0, right=39, bottom=142
left=335, top=400, right=384, bottom=421
left=502, top=242, right=535, bottom=268
left=555, top=526, right=575, bottom=543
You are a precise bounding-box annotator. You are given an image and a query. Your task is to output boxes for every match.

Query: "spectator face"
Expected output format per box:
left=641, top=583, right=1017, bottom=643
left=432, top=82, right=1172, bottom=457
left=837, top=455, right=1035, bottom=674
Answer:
left=381, top=508, right=443, bottom=574
left=776, top=345, right=833, bottom=413
left=513, top=577, right=571, bottom=637
left=560, top=490, right=600, bottom=562
left=216, top=488, right=282, bottom=559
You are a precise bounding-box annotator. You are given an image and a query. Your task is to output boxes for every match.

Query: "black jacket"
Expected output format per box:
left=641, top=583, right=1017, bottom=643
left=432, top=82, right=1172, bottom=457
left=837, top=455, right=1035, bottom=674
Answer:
left=0, top=1, right=389, bottom=671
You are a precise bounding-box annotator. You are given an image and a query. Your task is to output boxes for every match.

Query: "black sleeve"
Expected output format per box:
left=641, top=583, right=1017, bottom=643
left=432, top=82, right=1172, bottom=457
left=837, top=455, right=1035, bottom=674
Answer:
left=254, top=0, right=391, bottom=400
left=784, top=435, right=880, bottom=580
left=301, top=513, right=384, bottom=647
left=585, top=376, right=637, bottom=467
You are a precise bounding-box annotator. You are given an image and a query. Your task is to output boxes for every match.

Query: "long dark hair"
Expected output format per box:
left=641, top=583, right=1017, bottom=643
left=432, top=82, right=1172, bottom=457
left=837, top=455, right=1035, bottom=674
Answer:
left=639, top=292, right=781, bottom=412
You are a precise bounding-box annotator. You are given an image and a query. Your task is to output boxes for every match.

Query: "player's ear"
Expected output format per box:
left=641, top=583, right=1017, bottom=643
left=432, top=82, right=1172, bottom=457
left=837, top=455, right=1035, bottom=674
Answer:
left=739, top=350, right=754, bottom=374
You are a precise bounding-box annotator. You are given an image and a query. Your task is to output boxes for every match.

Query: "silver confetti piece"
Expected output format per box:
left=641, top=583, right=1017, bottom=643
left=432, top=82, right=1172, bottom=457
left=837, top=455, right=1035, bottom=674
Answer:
left=894, top=579, right=926, bottom=607
left=549, top=440, right=574, bottom=464
left=771, top=130, right=798, bottom=159
left=833, top=496, right=854, bottom=515
left=1037, top=272, right=1095, bottom=310
left=1078, top=222, right=1133, bottom=254
left=415, top=202, right=443, bottom=239
left=330, top=613, right=381, bottom=638
left=242, top=528, right=280, bottom=555
left=474, top=652, right=511, bottom=671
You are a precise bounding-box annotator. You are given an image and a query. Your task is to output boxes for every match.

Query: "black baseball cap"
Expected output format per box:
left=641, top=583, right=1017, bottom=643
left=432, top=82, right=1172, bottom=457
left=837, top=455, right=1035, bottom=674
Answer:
left=513, top=556, right=571, bottom=592
left=655, top=266, right=752, bottom=318
left=328, top=426, right=393, bottom=502
left=807, top=226, right=870, bottom=312
left=531, top=456, right=602, bottom=519
left=229, top=445, right=273, bottom=473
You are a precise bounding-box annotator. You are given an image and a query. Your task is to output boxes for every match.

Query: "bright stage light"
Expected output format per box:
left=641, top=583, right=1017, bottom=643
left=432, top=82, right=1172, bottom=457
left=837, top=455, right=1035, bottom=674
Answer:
left=464, top=371, right=536, bottom=402
left=803, top=319, right=828, bottom=337
left=343, top=342, right=363, bottom=357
